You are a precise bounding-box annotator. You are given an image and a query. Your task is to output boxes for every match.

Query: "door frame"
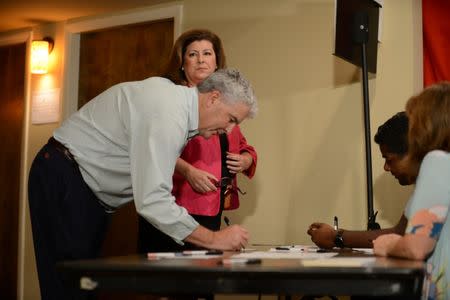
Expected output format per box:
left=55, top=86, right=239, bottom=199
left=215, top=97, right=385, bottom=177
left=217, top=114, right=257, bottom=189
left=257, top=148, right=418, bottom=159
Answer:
left=0, top=29, right=32, bottom=300
left=62, top=3, right=183, bottom=120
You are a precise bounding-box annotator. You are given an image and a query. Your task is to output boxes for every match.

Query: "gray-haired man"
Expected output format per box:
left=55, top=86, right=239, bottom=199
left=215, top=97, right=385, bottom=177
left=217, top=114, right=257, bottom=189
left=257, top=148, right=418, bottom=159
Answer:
left=28, top=68, right=257, bottom=299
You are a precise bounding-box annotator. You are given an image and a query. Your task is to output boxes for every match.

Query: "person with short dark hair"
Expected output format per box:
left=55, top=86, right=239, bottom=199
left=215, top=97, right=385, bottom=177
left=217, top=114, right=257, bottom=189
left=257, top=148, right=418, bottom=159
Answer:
left=307, top=111, right=411, bottom=249
left=375, top=111, right=410, bottom=186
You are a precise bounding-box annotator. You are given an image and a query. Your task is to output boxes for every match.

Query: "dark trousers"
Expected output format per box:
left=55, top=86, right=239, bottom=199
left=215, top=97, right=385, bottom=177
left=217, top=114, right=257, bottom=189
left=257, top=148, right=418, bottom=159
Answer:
left=28, top=140, right=111, bottom=300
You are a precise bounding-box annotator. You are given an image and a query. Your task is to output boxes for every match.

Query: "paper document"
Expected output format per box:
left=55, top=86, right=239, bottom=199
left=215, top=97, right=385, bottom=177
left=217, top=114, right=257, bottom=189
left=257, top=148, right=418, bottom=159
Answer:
left=233, top=251, right=337, bottom=260
left=301, top=257, right=376, bottom=267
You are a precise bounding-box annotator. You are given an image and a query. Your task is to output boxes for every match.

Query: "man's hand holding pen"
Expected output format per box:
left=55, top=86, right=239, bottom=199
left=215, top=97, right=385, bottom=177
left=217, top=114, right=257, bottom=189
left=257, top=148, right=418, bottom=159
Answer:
left=186, top=217, right=249, bottom=251
left=213, top=224, right=249, bottom=251
left=223, top=216, right=246, bottom=250
left=185, top=221, right=249, bottom=251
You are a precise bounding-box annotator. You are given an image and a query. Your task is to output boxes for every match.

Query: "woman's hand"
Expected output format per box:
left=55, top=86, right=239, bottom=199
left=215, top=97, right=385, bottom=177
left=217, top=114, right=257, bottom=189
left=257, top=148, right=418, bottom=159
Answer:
left=185, top=166, right=218, bottom=194
left=373, top=233, right=402, bottom=256
left=176, top=158, right=218, bottom=193
left=226, top=152, right=252, bottom=174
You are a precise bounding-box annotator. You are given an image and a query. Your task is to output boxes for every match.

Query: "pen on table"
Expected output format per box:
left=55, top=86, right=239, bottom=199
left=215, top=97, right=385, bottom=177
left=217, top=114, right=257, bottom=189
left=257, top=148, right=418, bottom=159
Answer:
left=275, top=247, right=291, bottom=251
left=334, top=216, right=339, bottom=231
left=221, top=258, right=261, bottom=265
left=147, top=252, right=182, bottom=259
left=316, top=248, right=330, bottom=253
left=148, top=250, right=223, bottom=258
left=182, top=250, right=223, bottom=256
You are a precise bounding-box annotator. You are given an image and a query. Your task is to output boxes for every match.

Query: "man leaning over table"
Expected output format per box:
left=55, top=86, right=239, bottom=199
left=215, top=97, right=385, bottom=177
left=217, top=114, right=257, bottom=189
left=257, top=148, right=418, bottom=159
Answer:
left=28, top=68, right=258, bottom=300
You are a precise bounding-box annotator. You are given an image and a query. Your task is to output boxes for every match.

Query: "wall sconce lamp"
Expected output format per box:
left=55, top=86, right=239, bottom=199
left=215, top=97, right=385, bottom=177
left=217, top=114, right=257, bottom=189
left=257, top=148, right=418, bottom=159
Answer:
left=31, top=37, right=54, bottom=74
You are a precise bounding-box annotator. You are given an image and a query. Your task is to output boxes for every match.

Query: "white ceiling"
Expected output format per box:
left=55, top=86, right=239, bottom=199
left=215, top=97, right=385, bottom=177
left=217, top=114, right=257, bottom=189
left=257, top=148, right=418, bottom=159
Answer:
left=0, top=0, right=170, bottom=33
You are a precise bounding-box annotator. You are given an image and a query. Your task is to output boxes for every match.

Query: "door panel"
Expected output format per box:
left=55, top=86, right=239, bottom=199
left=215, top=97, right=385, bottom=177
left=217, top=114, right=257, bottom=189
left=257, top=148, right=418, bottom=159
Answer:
left=78, top=19, right=174, bottom=109
left=79, top=18, right=174, bottom=257
left=0, top=42, right=26, bottom=300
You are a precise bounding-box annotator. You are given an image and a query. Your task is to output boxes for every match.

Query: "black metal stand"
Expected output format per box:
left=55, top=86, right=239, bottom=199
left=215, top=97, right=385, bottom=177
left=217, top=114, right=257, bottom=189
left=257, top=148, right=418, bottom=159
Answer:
left=354, top=12, right=380, bottom=230
left=361, top=42, right=380, bottom=230
left=335, top=0, right=382, bottom=230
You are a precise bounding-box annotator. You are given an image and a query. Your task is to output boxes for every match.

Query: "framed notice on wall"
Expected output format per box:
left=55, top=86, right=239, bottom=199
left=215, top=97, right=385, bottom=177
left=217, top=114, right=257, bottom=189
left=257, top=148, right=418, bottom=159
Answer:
left=31, top=88, right=60, bottom=124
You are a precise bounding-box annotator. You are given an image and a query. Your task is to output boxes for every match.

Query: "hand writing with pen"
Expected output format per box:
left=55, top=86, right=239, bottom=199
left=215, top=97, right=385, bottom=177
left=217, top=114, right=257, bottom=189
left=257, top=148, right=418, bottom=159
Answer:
left=307, top=222, right=337, bottom=249
left=214, top=224, right=249, bottom=251
left=186, top=221, right=249, bottom=251
left=223, top=216, right=247, bottom=250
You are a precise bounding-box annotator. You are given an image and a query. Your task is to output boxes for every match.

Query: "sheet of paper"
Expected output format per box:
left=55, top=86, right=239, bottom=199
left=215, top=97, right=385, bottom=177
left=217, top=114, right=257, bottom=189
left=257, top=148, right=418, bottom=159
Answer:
left=301, top=257, right=376, bottom=267
left=269, top=245, right=321, bottom=253
left=353, top=248, right=374, bottom=255
left=148, top=254, right=223, bottom=260
left=232, top=251, right=337, bottom=260
left=31, top=88, right=60, bottom=124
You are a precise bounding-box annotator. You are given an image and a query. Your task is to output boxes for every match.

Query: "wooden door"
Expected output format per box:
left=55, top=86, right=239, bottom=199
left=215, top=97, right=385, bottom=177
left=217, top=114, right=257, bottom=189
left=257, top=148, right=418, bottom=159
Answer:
left=0, top=42, right=26, bottom=300
left=78, top=19, right=174, bottom=257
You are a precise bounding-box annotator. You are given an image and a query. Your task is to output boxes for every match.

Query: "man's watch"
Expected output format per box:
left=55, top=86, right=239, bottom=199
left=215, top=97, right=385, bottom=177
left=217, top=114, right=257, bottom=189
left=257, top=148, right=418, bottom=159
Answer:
left=334, top=229, right=345, bottom=248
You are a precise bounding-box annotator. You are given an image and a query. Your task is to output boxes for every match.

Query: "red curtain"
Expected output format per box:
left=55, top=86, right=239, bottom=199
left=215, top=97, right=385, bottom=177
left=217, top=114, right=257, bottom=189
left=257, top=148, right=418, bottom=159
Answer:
left=422, top=0, right=450, bottom=87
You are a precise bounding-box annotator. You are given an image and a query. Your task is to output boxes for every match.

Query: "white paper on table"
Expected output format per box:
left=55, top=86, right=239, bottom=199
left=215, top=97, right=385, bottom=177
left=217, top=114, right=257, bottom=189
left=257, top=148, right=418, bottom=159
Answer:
left=353, top=248, right=374, bottom=255
left=301, top=257, right=376, bottom=267
left=232, top=251, right=337, bottom=260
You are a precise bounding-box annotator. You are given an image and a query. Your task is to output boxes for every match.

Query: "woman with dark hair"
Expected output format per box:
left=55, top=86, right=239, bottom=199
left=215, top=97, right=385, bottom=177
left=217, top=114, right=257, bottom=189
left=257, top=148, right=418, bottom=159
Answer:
left=163, top=29, right=227, bottom=86
left=373, top=82, right=450, bottom=300
left=138, top=29, right=257, bottom=253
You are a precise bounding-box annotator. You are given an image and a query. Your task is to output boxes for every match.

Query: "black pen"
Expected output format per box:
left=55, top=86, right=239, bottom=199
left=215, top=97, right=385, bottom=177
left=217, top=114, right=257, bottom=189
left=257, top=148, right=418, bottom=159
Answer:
left=206, top=250, right=223, bottom=255
left=246, top=258, right=262, bottom=264
left=221, top=258, right=261, bottom=265
left=182, top=250, right=223, bottom=256
left=316, top=248, right=331, bottom=253
left=275, top=247, right=290, bottom=251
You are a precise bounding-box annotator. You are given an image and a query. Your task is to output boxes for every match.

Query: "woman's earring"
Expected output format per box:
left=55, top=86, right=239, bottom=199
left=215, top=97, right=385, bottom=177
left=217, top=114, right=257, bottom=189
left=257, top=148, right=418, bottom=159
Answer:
left=181, top=66, right=184, bottom=71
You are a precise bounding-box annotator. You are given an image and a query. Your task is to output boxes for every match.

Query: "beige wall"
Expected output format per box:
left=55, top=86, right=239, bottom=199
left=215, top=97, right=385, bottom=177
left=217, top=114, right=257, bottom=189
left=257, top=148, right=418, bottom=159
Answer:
left=0, top=0, right=422, bottom=299
left=184, top=0, right=421, bottom=244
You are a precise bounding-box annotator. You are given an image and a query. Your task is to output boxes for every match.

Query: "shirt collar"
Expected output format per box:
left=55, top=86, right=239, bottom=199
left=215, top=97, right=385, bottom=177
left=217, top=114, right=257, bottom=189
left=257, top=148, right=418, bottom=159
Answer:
left=187, top=87, right=199, bottom=140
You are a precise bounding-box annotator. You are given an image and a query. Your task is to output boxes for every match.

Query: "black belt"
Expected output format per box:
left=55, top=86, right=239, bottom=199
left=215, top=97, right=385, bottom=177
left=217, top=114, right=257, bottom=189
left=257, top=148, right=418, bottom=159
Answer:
left=48, top=137, right=76, bottom=162
left=47, top=137, right=116, bottom=213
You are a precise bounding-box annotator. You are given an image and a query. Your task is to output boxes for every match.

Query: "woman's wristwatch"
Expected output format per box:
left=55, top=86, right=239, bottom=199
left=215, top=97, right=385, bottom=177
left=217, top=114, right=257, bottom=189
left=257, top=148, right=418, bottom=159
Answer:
left=334, top=229, right=345, bottom=248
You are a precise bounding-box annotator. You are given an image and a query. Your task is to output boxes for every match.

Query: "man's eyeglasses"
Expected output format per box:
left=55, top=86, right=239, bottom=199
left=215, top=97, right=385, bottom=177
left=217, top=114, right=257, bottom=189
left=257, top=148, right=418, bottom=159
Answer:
left=214, top=177, right=246, bottom=195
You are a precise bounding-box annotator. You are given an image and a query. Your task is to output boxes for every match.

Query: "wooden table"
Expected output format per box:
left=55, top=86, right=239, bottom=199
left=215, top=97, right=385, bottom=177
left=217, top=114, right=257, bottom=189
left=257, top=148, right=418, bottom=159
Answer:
left=58, top=250, right=425, bottom=298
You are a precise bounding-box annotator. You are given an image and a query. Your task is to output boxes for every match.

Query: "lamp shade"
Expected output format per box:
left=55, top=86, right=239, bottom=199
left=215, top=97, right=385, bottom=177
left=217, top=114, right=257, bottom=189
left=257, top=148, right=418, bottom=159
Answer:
left=31, top=40, right=50, bottom=74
